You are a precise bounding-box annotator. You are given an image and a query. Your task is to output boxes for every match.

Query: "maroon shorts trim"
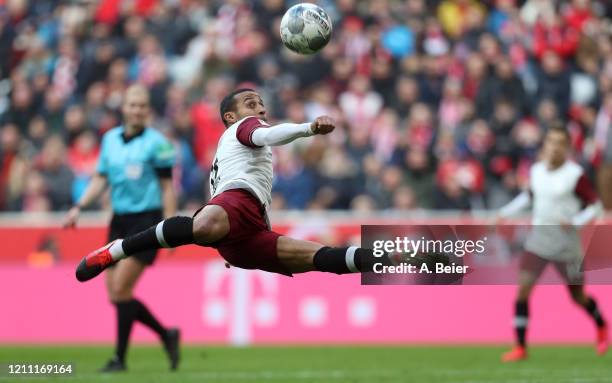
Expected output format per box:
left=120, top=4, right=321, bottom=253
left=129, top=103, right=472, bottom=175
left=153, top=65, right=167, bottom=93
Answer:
left=197, top=189, right=291, bottom=276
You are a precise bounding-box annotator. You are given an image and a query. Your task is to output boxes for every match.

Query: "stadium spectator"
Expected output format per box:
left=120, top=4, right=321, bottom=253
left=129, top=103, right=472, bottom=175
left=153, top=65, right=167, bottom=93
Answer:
left=68, top=130, right=99, bottom=206
left=535, top=50, right=572, bottom=115
left=36, top=135, right=74, bottom=211
left=476, top=58, right=528, bottom=119
left=437, top=0, right=487, bottom=39
left=594, top=92, right=612, bottom=208
left=0, top=122, right=28, bottom=210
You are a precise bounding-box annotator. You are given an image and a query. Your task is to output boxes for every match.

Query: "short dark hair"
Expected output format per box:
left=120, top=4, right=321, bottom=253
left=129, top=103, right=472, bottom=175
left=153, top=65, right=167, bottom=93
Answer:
left=547, top=121, right=570, bottom=143
left=219, top=88, right=256, bottom=127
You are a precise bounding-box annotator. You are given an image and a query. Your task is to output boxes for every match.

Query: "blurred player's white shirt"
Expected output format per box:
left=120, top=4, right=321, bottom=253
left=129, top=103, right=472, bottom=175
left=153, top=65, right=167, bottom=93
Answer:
left=530, top=160, right=586, bottom=225
left=209, top=117, right=273, bottom=208
left=501, top=159, right=600, bottom=261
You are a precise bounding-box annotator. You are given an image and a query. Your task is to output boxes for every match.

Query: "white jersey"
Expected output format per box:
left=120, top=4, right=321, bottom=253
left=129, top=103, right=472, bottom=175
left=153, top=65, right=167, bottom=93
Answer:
left=529, top=160, right=589, bottom=225
left=209, top=116, right=273, bottom=208
left=525, top=160, right=595, bottom=260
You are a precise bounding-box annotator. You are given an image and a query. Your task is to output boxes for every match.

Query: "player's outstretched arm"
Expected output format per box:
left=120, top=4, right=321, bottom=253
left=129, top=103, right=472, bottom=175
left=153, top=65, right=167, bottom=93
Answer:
left=250, top=116, right=336, bottom=146
left=497, top=190, right=531, bottom=220
left=571, top=201, right=603, bottom=228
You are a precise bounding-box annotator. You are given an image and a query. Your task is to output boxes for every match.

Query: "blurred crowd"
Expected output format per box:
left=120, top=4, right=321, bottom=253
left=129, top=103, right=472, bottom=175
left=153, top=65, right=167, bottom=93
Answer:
left=0, top=0, right=611, bottom=213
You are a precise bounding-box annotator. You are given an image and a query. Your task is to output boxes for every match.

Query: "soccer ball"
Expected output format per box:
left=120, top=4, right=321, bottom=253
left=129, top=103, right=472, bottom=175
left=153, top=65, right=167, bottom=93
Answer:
left=280, top=3, right=332, bottom=55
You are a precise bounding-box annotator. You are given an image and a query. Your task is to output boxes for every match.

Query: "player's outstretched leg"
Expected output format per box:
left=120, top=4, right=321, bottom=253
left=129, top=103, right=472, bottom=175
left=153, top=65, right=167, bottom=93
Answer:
left=502, top=272, right=536, bottom=362
left=501, top=299, right=529, bottom=362
left=568, top=286, right=608, bottom=356
left=76, top=206, right=228, bottom=282
left=275, top=236, right=401, bottom=275
left=272, top=235, right=452, bottom=277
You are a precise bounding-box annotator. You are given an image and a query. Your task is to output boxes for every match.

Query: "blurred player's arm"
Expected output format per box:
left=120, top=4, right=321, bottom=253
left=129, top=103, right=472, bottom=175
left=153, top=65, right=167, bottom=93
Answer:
left=238, top=116, right=335, bottom=147
left=498, top=190, right=532, bottom=219
left=63, top=173, right=107, bottom=227
left=572, top=174, right=603, bottom=228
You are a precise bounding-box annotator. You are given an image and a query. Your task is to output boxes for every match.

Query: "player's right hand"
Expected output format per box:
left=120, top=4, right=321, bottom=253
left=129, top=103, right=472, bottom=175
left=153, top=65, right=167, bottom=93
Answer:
left=311, top=116, right=336, bottom=135
left=63, top=206, right=81, bottom=228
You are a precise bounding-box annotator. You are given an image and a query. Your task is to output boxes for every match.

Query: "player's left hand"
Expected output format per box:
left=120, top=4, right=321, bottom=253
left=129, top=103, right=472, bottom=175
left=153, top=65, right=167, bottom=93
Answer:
left=311, top=116, right=336, bottom=135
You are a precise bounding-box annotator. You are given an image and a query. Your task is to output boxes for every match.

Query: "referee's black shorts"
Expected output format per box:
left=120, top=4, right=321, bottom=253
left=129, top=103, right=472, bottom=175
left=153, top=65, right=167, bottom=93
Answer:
left=108, top=209, right=163, bottom=266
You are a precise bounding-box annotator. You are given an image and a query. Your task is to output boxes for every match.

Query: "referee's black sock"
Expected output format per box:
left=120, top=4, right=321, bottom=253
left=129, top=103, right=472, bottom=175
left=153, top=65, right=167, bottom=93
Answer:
left=114, top=300, right=138, bottom=364
left=313, top=247, right=393, bottom=274
left=514, top=301, right=529, bottom=348
left=132, top=298, right=168, bottom=340
left=113, top=217, right=195, bottom=258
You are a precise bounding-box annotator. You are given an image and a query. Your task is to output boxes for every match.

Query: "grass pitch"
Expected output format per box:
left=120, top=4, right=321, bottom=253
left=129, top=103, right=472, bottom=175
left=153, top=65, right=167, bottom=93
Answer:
left=0, top=345, right=610, bottom=383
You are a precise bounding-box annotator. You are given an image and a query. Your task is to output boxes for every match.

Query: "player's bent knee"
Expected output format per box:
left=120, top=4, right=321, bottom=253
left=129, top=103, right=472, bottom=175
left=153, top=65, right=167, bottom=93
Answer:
left=192, top=218, right=220, bottom=242
left=193, top=206, right=230, bottom=244
left=108, top=285, right=133, bottom=302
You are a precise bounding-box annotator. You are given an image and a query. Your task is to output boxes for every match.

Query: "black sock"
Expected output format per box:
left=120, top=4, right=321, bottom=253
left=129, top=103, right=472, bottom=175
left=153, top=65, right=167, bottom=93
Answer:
left=122, top=216, right=194, bottom=256
left=313, top=247, right=392, bottom=274
left=584, top=297, right=606, bottom=328
left=114, top=300, right=138, bottom=363
left=514, top=301, right=528, bottom=348
left=133, top=299, right=168, bottom=340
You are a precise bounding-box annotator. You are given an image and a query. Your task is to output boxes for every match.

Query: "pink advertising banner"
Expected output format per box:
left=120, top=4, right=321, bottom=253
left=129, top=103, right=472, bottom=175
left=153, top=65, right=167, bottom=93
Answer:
left=2, top=261, right=611, bottom=344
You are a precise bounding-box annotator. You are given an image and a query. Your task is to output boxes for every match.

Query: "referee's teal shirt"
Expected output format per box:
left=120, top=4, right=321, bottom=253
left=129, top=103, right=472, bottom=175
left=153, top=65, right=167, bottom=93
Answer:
left=97, top=126, right=176, bottom=214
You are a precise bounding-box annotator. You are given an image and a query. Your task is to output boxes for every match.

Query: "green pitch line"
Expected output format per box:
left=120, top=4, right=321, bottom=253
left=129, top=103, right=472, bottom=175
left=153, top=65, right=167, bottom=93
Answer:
left=0, top=345, right=609, bottom=383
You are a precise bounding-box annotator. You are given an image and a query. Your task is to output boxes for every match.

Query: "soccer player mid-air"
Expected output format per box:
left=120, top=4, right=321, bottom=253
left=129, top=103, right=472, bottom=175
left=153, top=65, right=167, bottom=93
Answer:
left=497, top=124, right=608, bottom=362
left=76, top=88, right=397, bottom=283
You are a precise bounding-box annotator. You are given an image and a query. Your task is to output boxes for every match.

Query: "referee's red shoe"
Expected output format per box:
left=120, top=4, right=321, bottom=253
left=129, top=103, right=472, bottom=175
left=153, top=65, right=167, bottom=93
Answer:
left=75, top=240, right=118, bottom=282
left=597, top=326, right=608, bottom=356
left=501, top=346, right=527, bottom=362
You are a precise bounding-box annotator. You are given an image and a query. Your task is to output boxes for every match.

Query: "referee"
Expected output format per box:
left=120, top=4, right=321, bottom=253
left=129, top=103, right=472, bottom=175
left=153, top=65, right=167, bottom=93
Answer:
left=64, top=85, right=180, bottom=372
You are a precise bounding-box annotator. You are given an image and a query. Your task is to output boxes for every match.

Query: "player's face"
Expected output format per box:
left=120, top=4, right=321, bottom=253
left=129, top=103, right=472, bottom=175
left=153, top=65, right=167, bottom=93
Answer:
left=234, top=92, right=267, bottom=122
left=122, top=91, right=150, bottom=129
left=543, top=131, right=569, bottom=166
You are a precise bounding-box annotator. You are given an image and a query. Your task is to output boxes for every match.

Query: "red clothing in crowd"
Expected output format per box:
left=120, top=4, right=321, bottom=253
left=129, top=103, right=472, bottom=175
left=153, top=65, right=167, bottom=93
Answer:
left=95, top=0, right=158, bottom=24
left=0, top=152, right=15, bottom=209
left=563, top=5, right=594, bottom=32
left=437, top=158, right=485, bottom=193
left=532, top=20, right=580, bottom=60
left=191, top=101, right=225, bottom=169
left=68, top=147, right=100, bottom=177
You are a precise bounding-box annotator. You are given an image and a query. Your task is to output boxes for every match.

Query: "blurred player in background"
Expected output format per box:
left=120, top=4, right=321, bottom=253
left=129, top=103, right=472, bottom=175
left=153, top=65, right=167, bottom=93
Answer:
left=76, top=88, right=401, bottom=283
left=64, top=85, right=180, bottom=372
left=497, top=124, right=608, bottom=362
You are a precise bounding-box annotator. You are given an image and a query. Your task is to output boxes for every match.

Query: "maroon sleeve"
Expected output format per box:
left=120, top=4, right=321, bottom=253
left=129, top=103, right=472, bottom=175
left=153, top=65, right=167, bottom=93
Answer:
left=575, top=174, right=598, bottom=205
left=236, top=117, right=266, bottom=148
